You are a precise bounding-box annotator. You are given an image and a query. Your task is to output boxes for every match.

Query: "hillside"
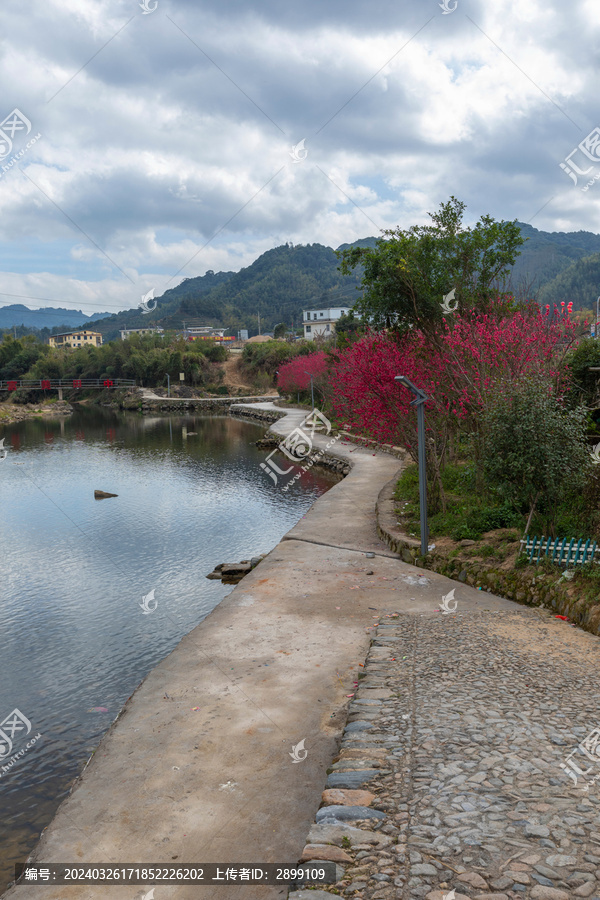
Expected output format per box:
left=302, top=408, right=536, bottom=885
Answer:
left=538, top=253, right=600, bottom=309
left=89, top=242, right=367, bottom=340
left=4, top=224, right=600, bottom=341
left=509, top=223, right=600, bottom=294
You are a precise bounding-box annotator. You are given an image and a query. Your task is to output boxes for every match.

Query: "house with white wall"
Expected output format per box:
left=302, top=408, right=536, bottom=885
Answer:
left=302, top=307, right=350, bottom=340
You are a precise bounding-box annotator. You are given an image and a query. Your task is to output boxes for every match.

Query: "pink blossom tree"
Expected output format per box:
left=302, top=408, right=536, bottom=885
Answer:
left=328, top=303, right=580, bottom=510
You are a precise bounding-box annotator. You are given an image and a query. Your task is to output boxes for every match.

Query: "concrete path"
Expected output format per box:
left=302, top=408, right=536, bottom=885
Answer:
left=4, top=405, right=592, bottom=900
left=139, top=387, right=162, bottom=400
left=2, top=405, right=406, bottom=900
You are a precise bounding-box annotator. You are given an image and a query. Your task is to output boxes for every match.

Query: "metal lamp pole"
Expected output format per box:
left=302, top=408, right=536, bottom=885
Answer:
left=304, top=371, right=314, bottom=409
left=395, top=375, right=429, bottom=556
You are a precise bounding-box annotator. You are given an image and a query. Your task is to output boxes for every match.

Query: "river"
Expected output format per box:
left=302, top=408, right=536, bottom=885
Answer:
left=0, top=405, right=335, bottom=893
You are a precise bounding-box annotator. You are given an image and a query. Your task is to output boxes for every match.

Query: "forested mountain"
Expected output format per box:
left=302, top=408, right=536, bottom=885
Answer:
left=89, top=242, right=367, bottom=340
left=5, top=224, right=600, bottom=342
left=508, top=223, right=600, bottom=296
left=538, top=254, right=600, bottom=309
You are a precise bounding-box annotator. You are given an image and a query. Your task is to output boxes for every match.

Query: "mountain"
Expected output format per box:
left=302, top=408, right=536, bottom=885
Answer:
left=0, top=304, right=110, bottom=331
left=508, top=223, right=600, bottom=295
left=6, top=223, right=600, bottom=342
left=89, top=242, right=367, bottom=340
left=538, top=253, right=600, bottom=310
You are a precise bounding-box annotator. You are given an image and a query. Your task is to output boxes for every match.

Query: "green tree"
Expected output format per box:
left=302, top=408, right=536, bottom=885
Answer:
left=481, top=376, right=590, bottom=536
left=273, top=322, right=287, bottom=339
left=338, top=197, right=525, bottom=340
left=563, top=336, right=600, bottom=405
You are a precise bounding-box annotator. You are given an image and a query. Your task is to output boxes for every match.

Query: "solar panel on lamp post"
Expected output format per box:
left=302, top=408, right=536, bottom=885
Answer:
left=395, top=375, right=429, bottom=557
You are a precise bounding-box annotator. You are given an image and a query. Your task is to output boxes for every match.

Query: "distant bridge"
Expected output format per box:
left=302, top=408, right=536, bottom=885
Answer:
left=0, top=378, right=137, bottom=394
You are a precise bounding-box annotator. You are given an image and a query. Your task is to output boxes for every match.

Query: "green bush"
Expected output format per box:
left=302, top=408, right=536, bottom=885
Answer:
left=466, top=503, right=522, bottom=533
left=564, top=337, right=600, bottom=405
left=241, top=339, right=319, bottom=381
left=451, top=524, right=482, bottom=541
left=481, top=376, right=591, bottom=533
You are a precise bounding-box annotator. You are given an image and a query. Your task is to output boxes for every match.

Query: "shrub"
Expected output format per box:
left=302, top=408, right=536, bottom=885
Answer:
left=481, top=375, right=590, bottom=534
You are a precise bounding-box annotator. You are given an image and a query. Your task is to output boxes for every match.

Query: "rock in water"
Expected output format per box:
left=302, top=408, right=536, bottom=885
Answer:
left=94, top=490, right=118, bottom=499
left=220, top=563, right=252, bottom=584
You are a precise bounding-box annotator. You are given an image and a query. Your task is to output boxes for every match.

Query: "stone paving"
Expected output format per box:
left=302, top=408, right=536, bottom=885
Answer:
left=291, top=606, right=600, bottom=900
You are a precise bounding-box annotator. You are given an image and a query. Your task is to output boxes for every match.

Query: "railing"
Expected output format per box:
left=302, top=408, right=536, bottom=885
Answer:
left=520, top=535, right=598, bottom=567
left=0, top=379, right=137, bottom=391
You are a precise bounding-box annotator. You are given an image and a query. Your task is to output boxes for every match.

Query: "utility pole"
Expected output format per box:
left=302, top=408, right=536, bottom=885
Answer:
left=258, top=311, right=261, bottom=335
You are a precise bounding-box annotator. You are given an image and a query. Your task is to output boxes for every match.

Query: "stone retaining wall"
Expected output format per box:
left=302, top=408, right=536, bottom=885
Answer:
left=375, top=474, right=600, bottom=637
left=255, top=433, right=351, bottom=479
left=138, top=395, right=276, bottom=414
left=228, top=405, right=287, bottom=425
left=340, top=431, right=406, bottom=462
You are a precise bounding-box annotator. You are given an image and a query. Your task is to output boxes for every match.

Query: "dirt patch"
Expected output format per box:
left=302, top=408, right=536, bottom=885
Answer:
left=221, top=356, right=277, bottom=395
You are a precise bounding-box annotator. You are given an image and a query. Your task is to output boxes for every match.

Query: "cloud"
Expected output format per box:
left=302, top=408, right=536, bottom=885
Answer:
left=0, top=0, right=599, bottom=316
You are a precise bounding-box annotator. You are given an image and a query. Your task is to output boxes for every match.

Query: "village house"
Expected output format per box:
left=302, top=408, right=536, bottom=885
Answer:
left=302, top=307, right=350, bottom=340
left=48, top=330, right=103, bottom=349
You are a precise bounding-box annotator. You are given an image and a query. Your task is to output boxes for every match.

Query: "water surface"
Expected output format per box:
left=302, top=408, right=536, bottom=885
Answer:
left=0, top=406, right=335, bottom=892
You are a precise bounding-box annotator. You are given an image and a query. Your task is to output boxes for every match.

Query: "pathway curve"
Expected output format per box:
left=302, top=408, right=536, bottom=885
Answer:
left=3, top=405, right=596, bottom=900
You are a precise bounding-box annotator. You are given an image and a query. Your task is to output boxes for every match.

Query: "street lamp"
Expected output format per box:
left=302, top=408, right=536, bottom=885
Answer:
left=304, top=371, right=315, bottom=409
left=395, top=375, right=429, bottom=557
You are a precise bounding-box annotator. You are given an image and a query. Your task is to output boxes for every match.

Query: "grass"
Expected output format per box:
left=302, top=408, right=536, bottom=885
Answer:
left=394, top=462, right=523, bottom=541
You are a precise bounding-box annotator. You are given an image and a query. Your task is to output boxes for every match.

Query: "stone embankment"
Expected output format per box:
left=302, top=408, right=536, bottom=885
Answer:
left=0, top=400, right=73, bottom=425
left=136, top=394, right=280, bottom=414
left=255, top=431, right=351, bottom=480
left=375, top=477, right=600, bottom=638
left=229, top=403, right=287, bottom=425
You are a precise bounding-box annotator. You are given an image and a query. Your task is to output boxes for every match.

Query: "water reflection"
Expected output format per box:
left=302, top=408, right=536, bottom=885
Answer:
left=0, top=406, right=335, bottom=893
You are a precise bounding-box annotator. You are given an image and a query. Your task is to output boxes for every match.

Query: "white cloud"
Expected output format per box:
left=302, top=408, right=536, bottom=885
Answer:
left=0, top=0, right=598, bottom=316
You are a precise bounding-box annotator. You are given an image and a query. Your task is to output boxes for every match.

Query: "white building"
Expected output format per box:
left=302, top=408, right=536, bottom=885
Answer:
left=302, top=307, right=350, bottom=340
left=185, top=326, right=226, bottom=337
left=120, top=327, right=164, bottom=340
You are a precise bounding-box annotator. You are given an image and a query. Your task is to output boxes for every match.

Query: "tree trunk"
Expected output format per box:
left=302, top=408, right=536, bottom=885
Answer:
left=428, top=438, right=447, bottom=514
left=523, top=491, right=540, bottom=538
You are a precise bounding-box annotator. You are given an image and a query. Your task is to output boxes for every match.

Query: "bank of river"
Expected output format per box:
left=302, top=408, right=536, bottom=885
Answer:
left=0, top=406, right=337, bottom=895
left=0, top=399, right=73, bottom=425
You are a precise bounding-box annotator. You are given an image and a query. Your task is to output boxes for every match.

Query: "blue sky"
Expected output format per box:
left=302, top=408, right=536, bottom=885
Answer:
left=0, top=0, right=599, bottom=319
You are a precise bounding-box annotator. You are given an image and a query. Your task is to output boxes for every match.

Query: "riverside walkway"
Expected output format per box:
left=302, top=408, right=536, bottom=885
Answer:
left=3, top=404, right=599, bottom=900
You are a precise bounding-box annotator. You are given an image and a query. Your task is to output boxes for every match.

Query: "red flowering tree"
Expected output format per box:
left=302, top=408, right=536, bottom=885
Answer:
left=277, top=351, right=330, bottom=403
left=329, top=303, right=580, bottom=510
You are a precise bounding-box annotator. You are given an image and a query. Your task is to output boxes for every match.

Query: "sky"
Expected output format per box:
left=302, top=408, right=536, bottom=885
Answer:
left=0, top=0, right=599, bottom=322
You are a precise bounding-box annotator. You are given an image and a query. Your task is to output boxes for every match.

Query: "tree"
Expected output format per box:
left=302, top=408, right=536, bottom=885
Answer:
left=327, top=303, right=577, bottom=513
left=481, top=376, right=590, bottom=536
left=334, top=311, right=362, bottom=345
left=338, top=197, right=525, bottom=341
left=277, top=351, right=329, bottom=402
left=273, top=322, right=287, bottom=339
left=563, top=335, right=600, bottom=405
